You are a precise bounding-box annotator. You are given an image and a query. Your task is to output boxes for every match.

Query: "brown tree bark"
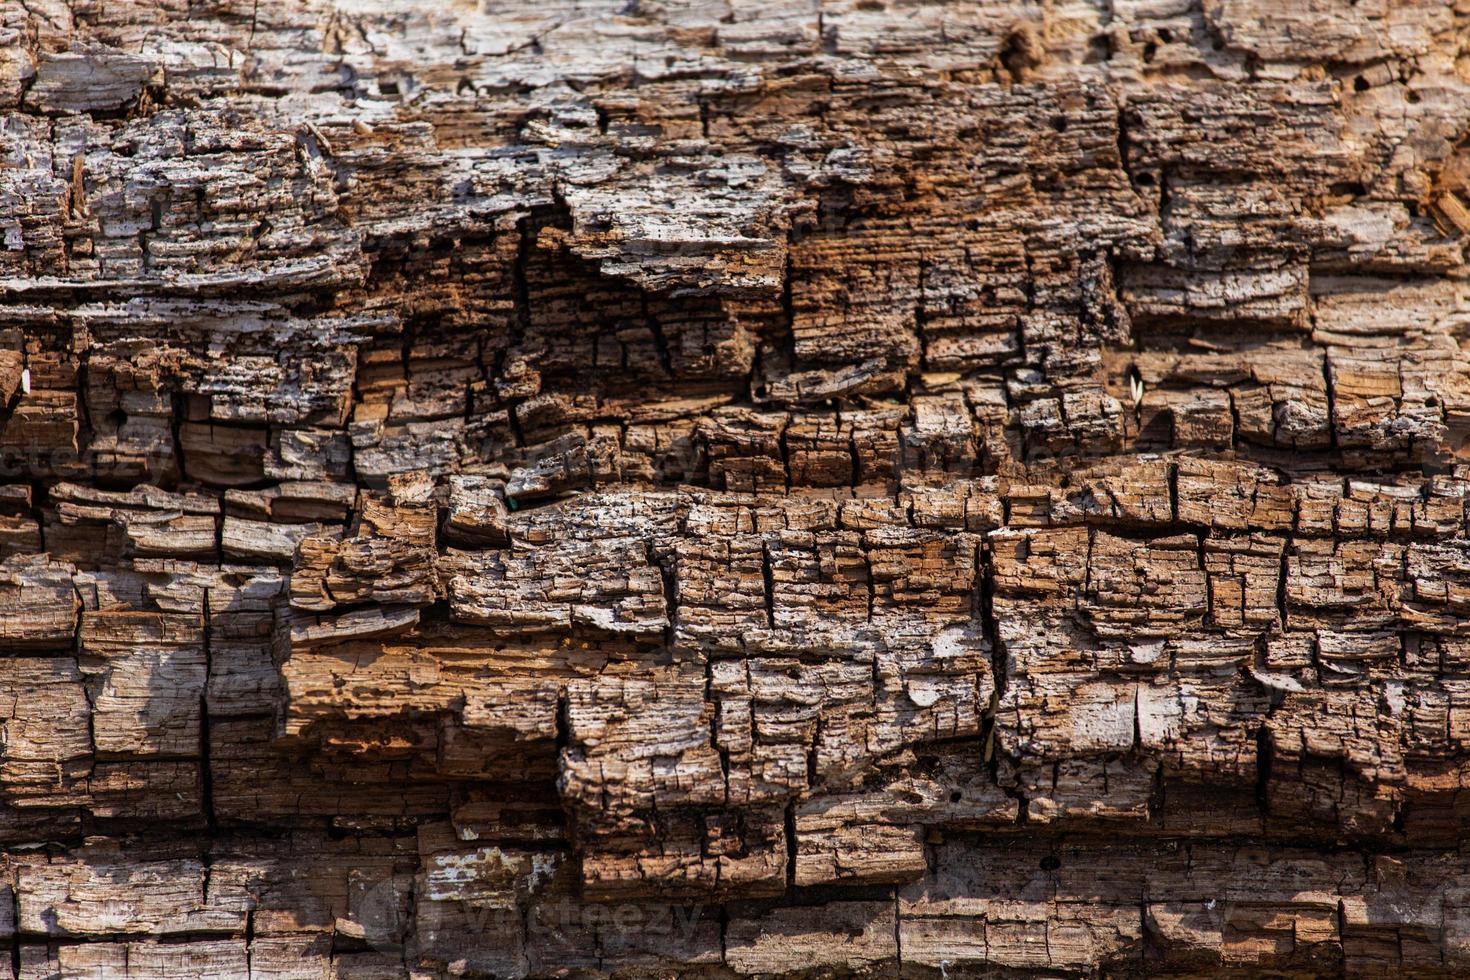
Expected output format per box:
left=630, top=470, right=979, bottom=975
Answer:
left=3, top=0, right=1470, bottom=976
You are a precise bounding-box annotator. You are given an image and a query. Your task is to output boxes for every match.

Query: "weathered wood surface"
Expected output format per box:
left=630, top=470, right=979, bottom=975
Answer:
left=3, top=0, right=1470, bottom=975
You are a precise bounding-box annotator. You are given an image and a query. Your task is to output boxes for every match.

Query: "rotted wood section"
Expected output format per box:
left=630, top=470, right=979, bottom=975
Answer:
left=3, top=0, right=1470, bottom=976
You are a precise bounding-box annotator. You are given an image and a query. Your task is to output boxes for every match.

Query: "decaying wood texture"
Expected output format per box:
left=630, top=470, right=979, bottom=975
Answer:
left=3, top=0, right=1470, bottom=976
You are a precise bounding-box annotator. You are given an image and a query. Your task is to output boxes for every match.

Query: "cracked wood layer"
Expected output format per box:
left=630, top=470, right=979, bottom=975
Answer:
left=2, top=0, right=1470, bottom=976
